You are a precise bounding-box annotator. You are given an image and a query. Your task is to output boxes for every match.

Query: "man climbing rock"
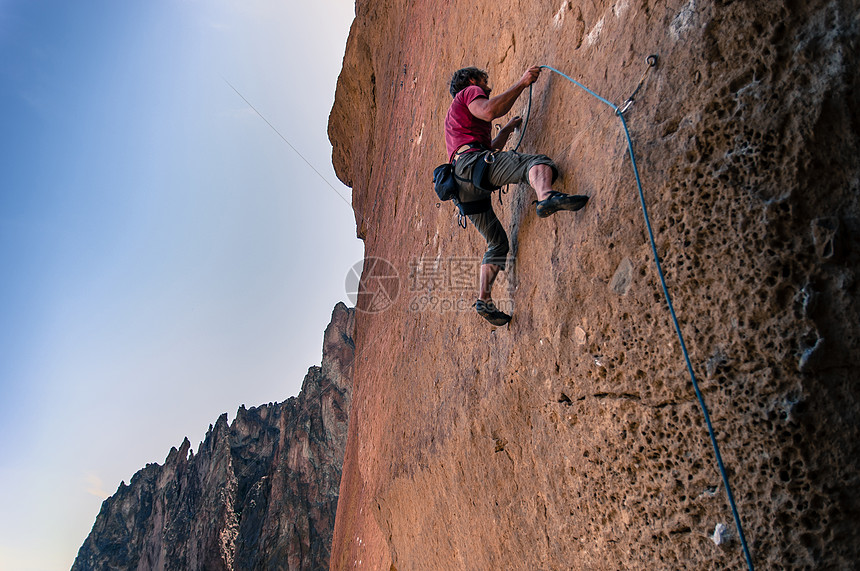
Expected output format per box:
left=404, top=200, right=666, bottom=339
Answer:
left=444, top=65, right=588, bottom=326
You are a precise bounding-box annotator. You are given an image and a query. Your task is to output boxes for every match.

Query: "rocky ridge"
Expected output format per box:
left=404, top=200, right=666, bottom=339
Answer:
left=328, top=0, right=859, bottom=569
left=72, top=303, right=355, bottom=571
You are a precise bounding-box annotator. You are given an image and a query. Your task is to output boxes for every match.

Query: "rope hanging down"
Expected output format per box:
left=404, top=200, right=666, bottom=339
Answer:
left=520, top=58, right=755, bottom=571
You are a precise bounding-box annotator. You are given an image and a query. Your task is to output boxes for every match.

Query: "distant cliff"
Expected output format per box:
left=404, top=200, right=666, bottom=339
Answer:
left=72, top=303, right=354, bottom=571
left=328, top=0, right=859, bottom=569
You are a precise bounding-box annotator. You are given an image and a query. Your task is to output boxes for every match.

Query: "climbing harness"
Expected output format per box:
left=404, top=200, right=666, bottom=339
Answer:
left=520, top=57, right=756, bottom=571
left=434, top=143, right=499, bottom=226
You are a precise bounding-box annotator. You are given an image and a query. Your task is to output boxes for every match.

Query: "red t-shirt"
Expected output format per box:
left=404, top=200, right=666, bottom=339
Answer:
left=444, top=85, right=491, bottom=162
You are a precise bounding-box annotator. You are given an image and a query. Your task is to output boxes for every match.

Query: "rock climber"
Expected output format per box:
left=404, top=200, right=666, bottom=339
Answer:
left=444, top=65, right=589, bottom=326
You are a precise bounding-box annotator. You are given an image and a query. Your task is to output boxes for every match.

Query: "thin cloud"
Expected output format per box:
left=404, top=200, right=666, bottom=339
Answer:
left=84, top=472, right=110, bottom=500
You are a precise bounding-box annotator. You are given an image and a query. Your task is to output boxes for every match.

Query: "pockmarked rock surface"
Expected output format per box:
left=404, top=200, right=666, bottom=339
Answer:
left=72, top=303, right=355, bottom=571
left=329, top=1, right=859, bottom=569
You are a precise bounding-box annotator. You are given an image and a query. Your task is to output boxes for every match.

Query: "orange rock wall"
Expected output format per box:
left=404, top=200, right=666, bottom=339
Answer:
left=329, top=0, right=860, bottom=568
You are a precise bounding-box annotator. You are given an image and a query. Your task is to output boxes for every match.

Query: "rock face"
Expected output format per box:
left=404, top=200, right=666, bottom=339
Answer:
left=329, top=1, right=859, bottom=569
left=72, top=303, right=355, bottom=571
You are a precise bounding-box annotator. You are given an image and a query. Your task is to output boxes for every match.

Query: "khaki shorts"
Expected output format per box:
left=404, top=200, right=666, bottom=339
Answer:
left=453, top=150, right=558, bottom=269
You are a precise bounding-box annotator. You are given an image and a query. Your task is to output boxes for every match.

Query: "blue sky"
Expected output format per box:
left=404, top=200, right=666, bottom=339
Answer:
left=0, top=1, right=361, bottom=568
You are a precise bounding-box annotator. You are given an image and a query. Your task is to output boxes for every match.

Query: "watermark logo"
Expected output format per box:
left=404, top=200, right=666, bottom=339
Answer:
left=345, top=257, right=400, bottom=313
left=407, top=256, right=475, bottom=292
left=407, top=256, right=512, bottom=314
left=346, top=256, right=513, bottom=315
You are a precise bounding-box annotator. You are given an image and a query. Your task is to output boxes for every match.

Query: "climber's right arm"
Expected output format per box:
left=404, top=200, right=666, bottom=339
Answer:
left=468, top=66, right=540, bottom=121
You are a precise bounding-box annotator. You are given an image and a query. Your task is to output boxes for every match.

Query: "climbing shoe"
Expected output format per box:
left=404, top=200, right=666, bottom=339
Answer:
left=535, top=191, right=589, bottom=218
left=475, top=299, right=512, bottom=326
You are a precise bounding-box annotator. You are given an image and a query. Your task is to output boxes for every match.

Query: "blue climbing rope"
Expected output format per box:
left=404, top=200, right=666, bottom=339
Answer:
left=534, top=61, right=755, bottom=571
left=512, top=84, right=532, bottom=153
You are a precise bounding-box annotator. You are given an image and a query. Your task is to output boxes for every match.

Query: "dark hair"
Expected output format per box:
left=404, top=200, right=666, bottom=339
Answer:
left=449, top=67, right=488, bottom=98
